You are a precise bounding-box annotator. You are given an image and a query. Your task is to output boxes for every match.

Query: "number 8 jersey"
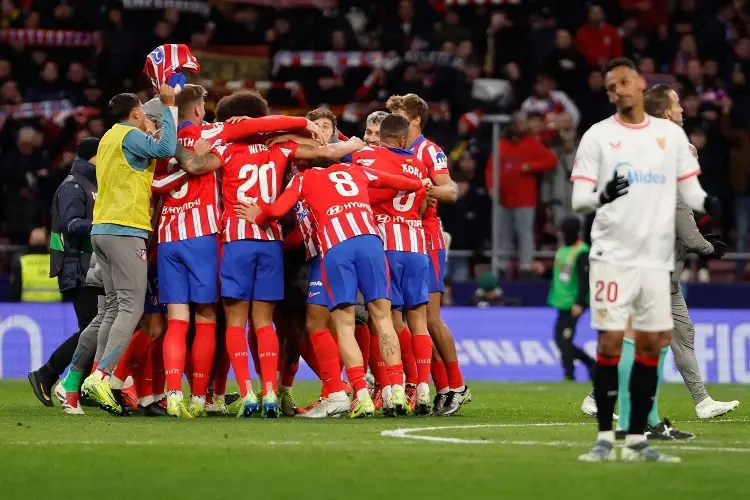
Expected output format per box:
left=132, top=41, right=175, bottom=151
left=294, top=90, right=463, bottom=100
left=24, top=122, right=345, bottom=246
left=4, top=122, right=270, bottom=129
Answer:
left=218, top=141, right=298, bottom=242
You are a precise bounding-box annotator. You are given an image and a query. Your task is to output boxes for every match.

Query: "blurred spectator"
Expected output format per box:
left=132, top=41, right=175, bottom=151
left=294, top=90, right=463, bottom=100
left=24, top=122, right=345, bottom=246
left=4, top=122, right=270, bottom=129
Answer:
left=521, top=74, right=580, bottom=143
left=485, top=113, right=557, bottom=277
left=720, top=96, right=750, bottom=276
left=8, top=227, right=60, bottom=302
left=468, top=272, right=521, bottom=307
left=543, top=29, right=588, bottom=99
left=619, top=0, right=669, bottom=34
left=25, top=61, right=66, bottom=102
left=576, top=4, right=623, bottom=69
left=673, top=34, right=700, bottom=74
left=540, top=113, right=579, bottom=227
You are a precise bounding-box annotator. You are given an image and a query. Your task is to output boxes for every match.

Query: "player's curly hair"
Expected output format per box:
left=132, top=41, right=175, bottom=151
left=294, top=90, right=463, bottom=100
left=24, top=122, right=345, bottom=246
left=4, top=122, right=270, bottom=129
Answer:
left=215, top=90, right=269, bottom=121
left=386, top=93, right=429, bottom=130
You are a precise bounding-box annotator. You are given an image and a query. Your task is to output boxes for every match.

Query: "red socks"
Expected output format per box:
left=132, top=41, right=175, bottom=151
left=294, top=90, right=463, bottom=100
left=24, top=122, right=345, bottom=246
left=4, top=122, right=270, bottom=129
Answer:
left=309, top=329, right=344, bottom=396
left=151, top=337, right=165, bottom=396
left=354, top=324, right=370, bottom=368
left=255, top=325, right=279, bottom=396
left=226, top=325, right=252, bottom=397
left=397, top=327, right=417, bottom=385
left=134, top=345, right=154, bottom=399
left=369, top=336, right=389, bottom=387
left=431, top=359, right=449, bottom=393
left=446, top=360, right=464, bottom=390
left=411, top=335, right=433, bottom=385
left=191, top=322, right=216, bottom=397
left=345, top=365, right=367, bottom=393
left=386, top=363, right=404, bottom=387
left=163, top=319, right=190, bottom=392
left=212, top=341, right=230, bottom=396
left=280, top=359, right=298, bottom=389
left=299, top=335, right=320, bottom=379
left=112, top=329, right=150, bottom=382
left=247, top=328, right=262, bottom=380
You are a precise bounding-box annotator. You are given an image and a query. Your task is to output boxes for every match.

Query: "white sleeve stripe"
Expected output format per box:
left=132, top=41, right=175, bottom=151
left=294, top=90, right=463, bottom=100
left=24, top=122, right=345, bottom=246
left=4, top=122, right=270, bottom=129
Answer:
left=152, top=170, right=186, bottom=187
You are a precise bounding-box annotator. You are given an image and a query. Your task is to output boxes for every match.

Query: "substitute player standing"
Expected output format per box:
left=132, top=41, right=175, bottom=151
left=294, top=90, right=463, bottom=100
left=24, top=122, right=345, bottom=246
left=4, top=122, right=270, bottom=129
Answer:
left=386, top=94, right=469, bottom=415
left=571, top=58, right=720, bottom=462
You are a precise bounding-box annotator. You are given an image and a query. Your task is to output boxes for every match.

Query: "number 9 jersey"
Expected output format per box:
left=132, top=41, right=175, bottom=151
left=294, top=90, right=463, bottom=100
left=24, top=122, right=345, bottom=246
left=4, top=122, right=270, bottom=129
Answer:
left=218, top=141, right=299, bottom=242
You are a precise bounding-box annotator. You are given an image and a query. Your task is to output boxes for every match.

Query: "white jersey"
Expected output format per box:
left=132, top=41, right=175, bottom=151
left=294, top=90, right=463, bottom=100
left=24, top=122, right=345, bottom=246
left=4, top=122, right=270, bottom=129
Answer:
left=570, top=114, right=701, bottom=271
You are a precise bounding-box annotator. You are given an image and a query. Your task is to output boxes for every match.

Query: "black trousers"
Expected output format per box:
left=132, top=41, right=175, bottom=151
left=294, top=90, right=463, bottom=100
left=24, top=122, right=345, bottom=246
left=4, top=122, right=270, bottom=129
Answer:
left=43, top=285, right=102, bottom=377
left=553, top=309, right=595, bottom=380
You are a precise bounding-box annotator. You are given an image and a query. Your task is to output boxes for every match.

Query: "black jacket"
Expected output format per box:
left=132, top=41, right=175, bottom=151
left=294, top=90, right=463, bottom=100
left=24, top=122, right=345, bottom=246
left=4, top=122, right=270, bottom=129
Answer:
left=49, top=157, right=97, bottom=292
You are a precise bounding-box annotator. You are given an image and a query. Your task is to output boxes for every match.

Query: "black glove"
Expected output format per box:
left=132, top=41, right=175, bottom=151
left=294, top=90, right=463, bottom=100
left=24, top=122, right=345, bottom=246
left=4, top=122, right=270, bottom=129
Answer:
left=599, top=170, right=629, bottom=205
left=704, top=233, right=728, bottom=259
left=703, top=196, right=721, bottom=217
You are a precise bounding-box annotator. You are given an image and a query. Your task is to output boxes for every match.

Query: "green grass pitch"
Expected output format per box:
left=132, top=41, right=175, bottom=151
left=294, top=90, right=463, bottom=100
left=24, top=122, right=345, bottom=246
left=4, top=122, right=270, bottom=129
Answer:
left=0, top=380, right=747, bottom=499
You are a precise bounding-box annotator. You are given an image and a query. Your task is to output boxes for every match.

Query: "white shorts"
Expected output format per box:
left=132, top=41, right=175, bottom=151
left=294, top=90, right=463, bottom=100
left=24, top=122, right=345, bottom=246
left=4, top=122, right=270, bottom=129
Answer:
left=589, top=261, right=672, bottom=332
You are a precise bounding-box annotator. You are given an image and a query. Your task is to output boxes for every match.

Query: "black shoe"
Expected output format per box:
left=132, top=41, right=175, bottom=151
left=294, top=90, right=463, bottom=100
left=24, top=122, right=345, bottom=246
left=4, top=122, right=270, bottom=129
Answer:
left=79, top=394, right=97, bottom=407
left=432, top=392, right=448, bottom=416
left=225, top=392, right=241, bottom=406
left=615, top=430, right=627, bottom=440
left=136, top=401, right=167, bottom=417
left=28, top=370, right=56, bottom=407
left=110, top=389, right=131, bottom=417
left=646, top=421, right=675, bottom=440
left=436, top=386, right=472, bottom=417
left=661, top=418, right=695, bottom=440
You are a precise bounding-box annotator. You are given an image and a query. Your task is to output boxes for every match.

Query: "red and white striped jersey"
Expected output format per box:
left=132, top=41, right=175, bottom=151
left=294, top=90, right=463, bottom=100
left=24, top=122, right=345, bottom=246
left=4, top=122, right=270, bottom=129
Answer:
left=287, top=163, right=320, bottom=259
left=410, top=134, right=448, bottom=250
left=351, top=146, right=428, bottom=254
left=255, top=164, right=423, bottom=255
left=154, top=122, right=223, bottom=244
left=218, top=141, right=298, bottom=243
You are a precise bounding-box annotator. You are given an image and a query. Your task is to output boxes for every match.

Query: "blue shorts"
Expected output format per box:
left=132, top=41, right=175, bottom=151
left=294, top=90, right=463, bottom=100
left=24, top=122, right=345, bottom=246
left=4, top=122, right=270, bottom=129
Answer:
left=306, top=256, right=329, bottom=308
left=386, top=251, right=429, bottom=310
left=158, top=235, right=219, bottom=304
left=144, top=263, right=164, bottom=315
left=428, top=248, right=446, bottom=294
left=321, top=235, right=389, bottom=309
left=220, top=239, right=284, bottom=302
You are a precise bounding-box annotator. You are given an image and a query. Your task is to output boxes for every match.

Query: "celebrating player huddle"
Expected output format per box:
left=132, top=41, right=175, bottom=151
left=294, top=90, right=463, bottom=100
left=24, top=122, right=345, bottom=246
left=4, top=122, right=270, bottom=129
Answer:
left=58, top=85, right=471, bottom=420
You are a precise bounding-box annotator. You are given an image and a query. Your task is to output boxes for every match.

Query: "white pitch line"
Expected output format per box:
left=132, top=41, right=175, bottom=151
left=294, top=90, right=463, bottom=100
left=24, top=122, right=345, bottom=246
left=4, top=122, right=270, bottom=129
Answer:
left=2, top=440, right=345, bottom=447
left=381, top=423, right=750, bottom=453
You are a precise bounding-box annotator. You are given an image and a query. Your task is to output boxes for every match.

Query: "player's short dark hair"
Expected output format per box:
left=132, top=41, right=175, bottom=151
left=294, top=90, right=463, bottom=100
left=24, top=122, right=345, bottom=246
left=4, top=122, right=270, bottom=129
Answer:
left=306, top=107, right=337, bottom=129
left=643, top=84, right=675, bottom=118
left=108, top=93, right=141, bottom=123
left=601, top=57, right=637, bottom=77
left=176, top=84, right=207, bottom=119
left=379, top=114, right=410, bottom=143
left=215, top=90, right=269, bottom=121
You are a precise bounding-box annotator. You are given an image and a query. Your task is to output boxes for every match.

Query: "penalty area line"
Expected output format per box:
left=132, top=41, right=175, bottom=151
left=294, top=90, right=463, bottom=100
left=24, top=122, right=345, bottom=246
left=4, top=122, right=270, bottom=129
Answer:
left=380, top=423, right=750, bottom=453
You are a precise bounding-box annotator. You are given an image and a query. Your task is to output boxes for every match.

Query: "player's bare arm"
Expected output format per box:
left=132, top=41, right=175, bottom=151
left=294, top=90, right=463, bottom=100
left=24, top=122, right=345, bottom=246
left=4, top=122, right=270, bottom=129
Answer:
left=266, top=134, right=320, bottom=148
left=427, top=173, right=457, bottom=202
left=292, top=136, right=365, bottom=161
left=175, top=140, right=221, bottom=175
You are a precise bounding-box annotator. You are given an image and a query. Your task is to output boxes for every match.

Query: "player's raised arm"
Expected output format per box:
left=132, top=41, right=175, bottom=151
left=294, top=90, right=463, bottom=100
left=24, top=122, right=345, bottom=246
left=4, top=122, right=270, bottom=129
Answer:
left=291, top=136, right=366, bottom=161
left=175, top=140, right=223, bottom=175
left=570, top=130, right=629, bottom=213
left=220, top=115, right=319, bottom=142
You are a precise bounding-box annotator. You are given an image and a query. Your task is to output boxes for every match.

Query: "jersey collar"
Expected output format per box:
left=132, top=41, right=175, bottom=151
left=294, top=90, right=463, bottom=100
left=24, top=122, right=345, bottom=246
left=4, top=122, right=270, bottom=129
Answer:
left=178, top=120, right=193, bottom=131
left=385, top=146, right=414, bottom=156
left=408, top=134, right=425, bottom=152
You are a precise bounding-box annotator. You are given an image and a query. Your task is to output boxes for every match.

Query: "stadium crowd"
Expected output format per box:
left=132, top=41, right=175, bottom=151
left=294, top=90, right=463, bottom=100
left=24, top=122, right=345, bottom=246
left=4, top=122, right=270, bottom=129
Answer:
left=1, top=0, right=750, bottom=281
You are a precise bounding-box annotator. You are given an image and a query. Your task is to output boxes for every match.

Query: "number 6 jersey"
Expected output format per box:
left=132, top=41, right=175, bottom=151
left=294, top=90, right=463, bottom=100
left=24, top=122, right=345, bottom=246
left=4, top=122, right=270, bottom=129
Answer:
left=154, top=122, right=224, bottom=244
left=218, top=141, right=299, bottom=242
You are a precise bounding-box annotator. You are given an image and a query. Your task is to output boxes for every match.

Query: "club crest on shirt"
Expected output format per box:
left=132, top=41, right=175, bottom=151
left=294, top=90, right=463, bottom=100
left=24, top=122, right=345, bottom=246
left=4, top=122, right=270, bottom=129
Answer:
left=656, top=138, right=667, bottom=150
left=596, top=308, right=607, bottom=322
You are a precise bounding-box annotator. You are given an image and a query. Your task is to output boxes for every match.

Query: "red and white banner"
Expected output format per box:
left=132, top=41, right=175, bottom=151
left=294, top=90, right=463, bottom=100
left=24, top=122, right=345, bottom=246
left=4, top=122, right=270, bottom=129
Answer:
left=0, top=99, right=75, bottom=131
left=443, top=0, right=521, bottom=5
left=272, top=50, right=461, bottom=73
left=225, top=0, right=323, bottom=6
left=121, top=0, right=211, bottom=16
left=0, top=29, right=97, bottom=47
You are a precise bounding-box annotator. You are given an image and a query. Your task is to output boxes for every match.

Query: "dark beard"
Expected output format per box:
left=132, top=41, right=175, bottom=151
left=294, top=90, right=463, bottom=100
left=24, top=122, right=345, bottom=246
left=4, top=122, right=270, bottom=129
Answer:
left=618, top=105, right=634, bottom=117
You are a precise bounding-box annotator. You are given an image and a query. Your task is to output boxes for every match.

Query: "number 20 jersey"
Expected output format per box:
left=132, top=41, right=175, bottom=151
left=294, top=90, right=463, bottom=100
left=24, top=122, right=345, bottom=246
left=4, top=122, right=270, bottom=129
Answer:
left=218, top=141, right=298, bottom=242
left=155, top=122, right=223, bottom=244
